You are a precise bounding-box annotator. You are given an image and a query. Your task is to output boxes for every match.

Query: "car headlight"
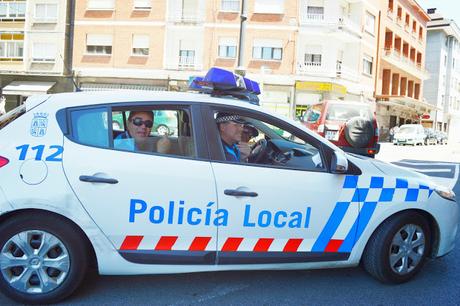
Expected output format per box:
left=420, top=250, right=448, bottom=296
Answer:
left=435, top=186, right=456, bottom=202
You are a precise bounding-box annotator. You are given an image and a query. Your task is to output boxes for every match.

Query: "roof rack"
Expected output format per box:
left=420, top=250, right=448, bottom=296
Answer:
left=189, top=67, right=261, bottom=105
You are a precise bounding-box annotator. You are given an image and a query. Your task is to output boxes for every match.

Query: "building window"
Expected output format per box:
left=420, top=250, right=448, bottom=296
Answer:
left=218, top=37, right=237, bottom=58
left=133, top=0, right=151, bottom=9
left=0, top=1, right=26, bottom=19
left=304, top=45, right=322, bottom=66
left=363, top=55, right=373, bottom=75
left=179, top=49, right=195, bottom=67
left=220, top=0, right=239, bottom=12
left=32, top=42, right=57, bottom=62
left=35, top=3, right=58, bottom=21
left=307, top=5, right=324, bottom=20
left=87, top=0, right=114, bottom=10
left=253, top=46, right=282, bottom=60
left=0, top=33, right=24, bottom=61
left=132, top=34, right=149, bottom=56
left=254, top=0, right=284, bottom=14
left=365, top=12, right=375, bottom=34
left=86, top=34, right=112, bottom=55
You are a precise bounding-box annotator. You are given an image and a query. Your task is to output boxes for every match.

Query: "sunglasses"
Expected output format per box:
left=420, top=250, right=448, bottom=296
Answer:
left=131, top=117, right=153, bottom=128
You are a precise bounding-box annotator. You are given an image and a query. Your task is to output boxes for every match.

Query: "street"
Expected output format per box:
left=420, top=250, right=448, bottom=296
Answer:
left=2, top=143, right=460, bottom=305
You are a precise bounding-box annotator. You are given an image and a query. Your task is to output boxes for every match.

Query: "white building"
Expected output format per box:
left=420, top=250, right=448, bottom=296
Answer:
left=424, top=8, right=460, bottom=142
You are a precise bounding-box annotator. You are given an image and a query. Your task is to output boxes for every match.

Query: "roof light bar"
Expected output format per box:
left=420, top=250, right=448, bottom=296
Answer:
left=189, top=67, right=261, bottom=105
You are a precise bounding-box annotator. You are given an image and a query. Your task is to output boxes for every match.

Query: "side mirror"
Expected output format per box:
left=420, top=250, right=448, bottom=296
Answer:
left=331, top=151, right=348, bottom=174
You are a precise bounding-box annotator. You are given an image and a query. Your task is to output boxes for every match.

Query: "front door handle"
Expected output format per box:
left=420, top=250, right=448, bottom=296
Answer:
left=79, top=175, right=118, bottom=184
left=224, top=189, right=258, bottom=197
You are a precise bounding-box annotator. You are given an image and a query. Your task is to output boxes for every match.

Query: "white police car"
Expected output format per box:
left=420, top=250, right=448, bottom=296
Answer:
left=0, top=68, right=458, bottom=304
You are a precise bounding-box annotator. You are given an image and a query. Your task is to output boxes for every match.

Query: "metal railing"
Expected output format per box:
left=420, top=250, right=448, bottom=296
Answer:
left=300, top=13, right=325, bottom=24
left=382, top=48, right=429, bottom=77
left=338, top=17, right=361, bottom=35
left=168, top=11, right=204, bottom=23
left=336, top=61, right=360, bottom=82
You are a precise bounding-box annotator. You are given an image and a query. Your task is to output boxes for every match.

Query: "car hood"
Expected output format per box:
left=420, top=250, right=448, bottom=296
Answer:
left=348, top=154, right=432, bottom=184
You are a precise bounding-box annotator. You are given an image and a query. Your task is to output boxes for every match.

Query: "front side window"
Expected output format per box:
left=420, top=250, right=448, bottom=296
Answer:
left=86, top=34, right=112, bottom=55
left=212, top=109, right=325, bottom=171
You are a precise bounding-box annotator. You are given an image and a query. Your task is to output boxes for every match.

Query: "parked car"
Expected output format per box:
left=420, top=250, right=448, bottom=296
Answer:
left=301, top=100, right=380, bottom=157
left=435, top=131, right=448, bottom=145
left=393, top=124, right=426, bottom=146
left=424, top=128, right=437, bottom=145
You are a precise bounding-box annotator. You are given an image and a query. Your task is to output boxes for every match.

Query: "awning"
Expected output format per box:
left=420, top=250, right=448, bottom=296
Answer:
left=2, top=81, right=56, bottom=96
left=376, top=95, right=440, bottom=113
left=80, top=83, right=166, bottom=92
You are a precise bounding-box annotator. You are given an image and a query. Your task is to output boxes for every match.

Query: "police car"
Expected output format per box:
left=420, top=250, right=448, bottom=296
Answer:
left=0, top=68, right=457, bottom=304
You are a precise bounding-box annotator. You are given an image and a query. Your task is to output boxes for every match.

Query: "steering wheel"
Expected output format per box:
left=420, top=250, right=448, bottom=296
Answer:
left=248, top=139, right=268, bottom=163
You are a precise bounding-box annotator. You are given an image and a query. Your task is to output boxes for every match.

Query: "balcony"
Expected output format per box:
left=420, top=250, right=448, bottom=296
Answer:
left=387, top=9, right=394, bottom=20
left=165, top=56, right=202, bottom=71
left=297, top=61, right=360, bottom=82
left=382, top=48, right=429, bottom=80
left=168, top=11, right=204, bottom=23
left=338, top=17, right=362, bottom=37
left=336, top=61, right=360, bottom=82
left=300, top=13, right=325, bottom=24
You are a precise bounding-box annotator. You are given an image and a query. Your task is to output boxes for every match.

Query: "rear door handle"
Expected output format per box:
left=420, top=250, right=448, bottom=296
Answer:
left=79, top=175, right=118, bottom=184
left=224, top=189, right=258, bottom=197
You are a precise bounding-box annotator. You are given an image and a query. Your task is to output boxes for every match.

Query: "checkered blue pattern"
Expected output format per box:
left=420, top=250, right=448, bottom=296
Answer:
left=341, top=175, right=434, bottom=203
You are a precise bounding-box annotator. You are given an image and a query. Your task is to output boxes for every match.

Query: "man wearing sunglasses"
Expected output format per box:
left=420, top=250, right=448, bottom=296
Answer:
left=114, top=110, right=171, bottom=153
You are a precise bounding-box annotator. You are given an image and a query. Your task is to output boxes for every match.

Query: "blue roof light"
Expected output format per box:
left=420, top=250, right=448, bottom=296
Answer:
left=188, top=67, right=261, bottom=105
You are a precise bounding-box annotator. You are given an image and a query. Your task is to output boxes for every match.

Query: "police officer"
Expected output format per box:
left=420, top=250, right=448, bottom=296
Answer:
left=216, top=112, right=247, bottom=162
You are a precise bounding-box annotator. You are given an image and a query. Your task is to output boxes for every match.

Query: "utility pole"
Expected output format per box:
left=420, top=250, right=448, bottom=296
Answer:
left=235, top=0, right=247, bottom=77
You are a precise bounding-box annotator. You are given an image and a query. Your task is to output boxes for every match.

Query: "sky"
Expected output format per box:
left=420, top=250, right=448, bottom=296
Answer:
left=416, top=0, right=460, bottom=22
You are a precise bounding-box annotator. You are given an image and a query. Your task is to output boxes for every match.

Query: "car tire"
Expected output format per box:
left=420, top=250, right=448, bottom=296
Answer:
left=0, top=212, right=89, bottom=304
left=362, top=212, right=431, bottom=284
left=344, top=117, right=374, bottom=148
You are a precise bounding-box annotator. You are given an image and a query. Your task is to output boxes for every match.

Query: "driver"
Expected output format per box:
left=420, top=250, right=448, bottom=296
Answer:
left=216, top=112, right=250, bottom=162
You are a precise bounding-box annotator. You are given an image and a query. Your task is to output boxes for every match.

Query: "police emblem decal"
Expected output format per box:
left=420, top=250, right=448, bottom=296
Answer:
left=30, top=113, right=49, bottom=137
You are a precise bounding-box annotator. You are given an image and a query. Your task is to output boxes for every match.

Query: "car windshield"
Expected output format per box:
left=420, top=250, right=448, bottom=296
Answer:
left=398, top=126, right=416, bottom=134
left=326, top=103, right=371, bottom=121
left=0, top=104, right=26, bottom=130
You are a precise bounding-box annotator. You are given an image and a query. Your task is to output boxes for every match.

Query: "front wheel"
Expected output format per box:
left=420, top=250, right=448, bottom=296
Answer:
left=0, top=213, right=88, bottom=304
left=362, top=212, right=431, bottom=283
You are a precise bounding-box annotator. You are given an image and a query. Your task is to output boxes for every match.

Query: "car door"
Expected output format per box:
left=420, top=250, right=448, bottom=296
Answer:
left=204, top=105, right=364, bottom=264
left=61, top=103, right=218, bottom=264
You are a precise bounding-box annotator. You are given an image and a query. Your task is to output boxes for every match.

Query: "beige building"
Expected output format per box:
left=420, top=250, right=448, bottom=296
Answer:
left=0, top=0, right=74, bottom=112
left=375, top=0, right=433, bottom=133
left=72, top=0, right=385, bottom=119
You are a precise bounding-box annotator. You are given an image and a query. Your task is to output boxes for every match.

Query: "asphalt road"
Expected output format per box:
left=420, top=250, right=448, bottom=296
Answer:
left=1, top=143, right=460, bottom=305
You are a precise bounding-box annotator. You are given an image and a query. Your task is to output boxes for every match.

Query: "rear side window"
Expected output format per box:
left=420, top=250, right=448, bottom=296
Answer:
left=70, top=107, right=109, bottom=148
left=326, top=103, right=371, bottom=121
left=0, top=104, right=26, bottom=130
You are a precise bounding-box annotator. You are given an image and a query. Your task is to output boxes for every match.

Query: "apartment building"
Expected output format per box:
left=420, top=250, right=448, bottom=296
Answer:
left=72, top=0, right=383, bottom=119
left=374, top=0, right=431, bottom=132
left=295, top=0, right=380, bottom=117
left=424, top=8, right=460, bottom=142
left=0, top=0, right=74, bottom=112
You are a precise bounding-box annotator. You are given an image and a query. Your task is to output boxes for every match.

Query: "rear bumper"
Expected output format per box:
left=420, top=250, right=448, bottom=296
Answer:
left=340, top=143, right=380, bottom=157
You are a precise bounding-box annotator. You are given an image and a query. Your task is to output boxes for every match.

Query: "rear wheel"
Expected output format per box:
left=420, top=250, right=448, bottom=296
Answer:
left=0, top=213, right=88, bottom=304
left=362, top=212, right=431, bottom=283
